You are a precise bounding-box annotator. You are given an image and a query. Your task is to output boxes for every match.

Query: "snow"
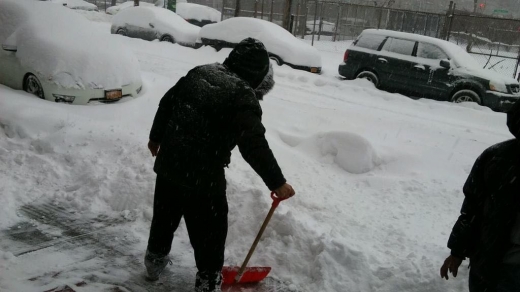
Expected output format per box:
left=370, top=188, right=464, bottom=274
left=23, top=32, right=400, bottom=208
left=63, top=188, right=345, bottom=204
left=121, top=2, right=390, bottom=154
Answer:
left=105, top=0, right=155, bottom=15
left=177, top=2, right=221, bottom=22
left=46, top=0, right=99, bottom=11
left=0, top=13, right=515, bottom=292
left=200, top=17, right=322, bottom=68
left=112, top=6, right=200, bottom=44
left=3, top=0, right=141, bottom=90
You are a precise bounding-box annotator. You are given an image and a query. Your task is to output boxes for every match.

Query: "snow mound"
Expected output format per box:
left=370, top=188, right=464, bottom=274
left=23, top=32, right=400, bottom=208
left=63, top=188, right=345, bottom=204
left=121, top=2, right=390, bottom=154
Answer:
left=299, top=132, right=380, bottom=174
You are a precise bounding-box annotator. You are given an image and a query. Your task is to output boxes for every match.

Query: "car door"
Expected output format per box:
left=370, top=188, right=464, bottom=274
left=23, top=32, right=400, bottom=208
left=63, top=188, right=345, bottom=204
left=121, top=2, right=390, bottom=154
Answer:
left=376, top=37, right=418, bottom=95
left=410, top=42, right=452, bottom=100
left=0, top=45, right=25, bottom=90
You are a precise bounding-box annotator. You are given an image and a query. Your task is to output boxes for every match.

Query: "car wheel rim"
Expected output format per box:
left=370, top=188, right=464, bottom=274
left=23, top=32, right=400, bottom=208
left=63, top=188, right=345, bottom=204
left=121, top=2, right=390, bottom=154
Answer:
left=26, top=76, right=44, bottom=99
left=117, top=29, right=126, bottom=36
left=455, top=96, right=473, bottom=103
left=162, top=36, right=173, bottom=43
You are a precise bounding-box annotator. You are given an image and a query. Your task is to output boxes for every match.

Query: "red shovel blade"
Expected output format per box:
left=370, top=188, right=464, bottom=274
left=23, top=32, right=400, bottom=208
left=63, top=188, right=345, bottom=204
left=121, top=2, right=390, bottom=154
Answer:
left=221, top=266, right=271, bottom=284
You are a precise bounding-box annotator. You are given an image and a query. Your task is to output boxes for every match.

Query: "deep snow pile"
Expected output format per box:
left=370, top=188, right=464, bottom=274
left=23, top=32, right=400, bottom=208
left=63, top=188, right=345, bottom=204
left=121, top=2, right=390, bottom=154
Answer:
left=0, top=22, right=515, bottom=292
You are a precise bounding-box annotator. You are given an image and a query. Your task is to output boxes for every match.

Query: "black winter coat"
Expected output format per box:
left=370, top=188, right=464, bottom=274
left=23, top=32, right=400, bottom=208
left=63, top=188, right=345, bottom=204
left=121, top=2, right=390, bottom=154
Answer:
left=448, top=139, right=520, bottom=283
left=149, top=63, right=286, bottom=190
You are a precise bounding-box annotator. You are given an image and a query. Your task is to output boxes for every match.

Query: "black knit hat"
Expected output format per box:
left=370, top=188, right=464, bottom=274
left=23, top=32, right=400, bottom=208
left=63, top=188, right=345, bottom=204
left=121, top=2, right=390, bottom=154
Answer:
left=223, top=38, right=270, bottom=89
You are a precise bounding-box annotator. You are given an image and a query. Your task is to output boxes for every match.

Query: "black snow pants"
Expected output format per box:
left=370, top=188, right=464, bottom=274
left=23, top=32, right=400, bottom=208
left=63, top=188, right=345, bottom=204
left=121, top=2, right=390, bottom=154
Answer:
left=147, top=172, right=228, bottom=276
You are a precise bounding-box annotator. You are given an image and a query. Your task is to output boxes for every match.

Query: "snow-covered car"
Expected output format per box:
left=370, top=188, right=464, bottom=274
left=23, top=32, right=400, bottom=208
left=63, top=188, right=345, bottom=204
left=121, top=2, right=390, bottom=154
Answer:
left=339, top=29, right=520, bottom=112
left=42, top=0, right=99, bottom=11
left=105, top=0, right=155, bottom=15
left=200, top=17, right=322, bottom=73
left=177, top=3, right=221, bottom=27
left=0, top=0, right=142, bottom=105
left=111, top=6, right=201, bottom=47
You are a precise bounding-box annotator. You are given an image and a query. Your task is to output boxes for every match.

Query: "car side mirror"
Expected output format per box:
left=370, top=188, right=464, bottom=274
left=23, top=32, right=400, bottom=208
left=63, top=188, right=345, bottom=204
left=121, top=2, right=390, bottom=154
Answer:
left=440, top=60, right=451, bottom=69
left=2, top=44, right=17, bottom=52
left=149, top=23, right=155, bottom=28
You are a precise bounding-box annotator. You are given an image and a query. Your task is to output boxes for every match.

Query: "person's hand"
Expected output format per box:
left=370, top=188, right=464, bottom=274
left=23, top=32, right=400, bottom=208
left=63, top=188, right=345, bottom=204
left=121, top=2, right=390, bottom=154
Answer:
left=148, top=140, right=160, bottom=157
left=440, top=255, right=463, bottom=280
left=273, top=183, right=295, bottom=200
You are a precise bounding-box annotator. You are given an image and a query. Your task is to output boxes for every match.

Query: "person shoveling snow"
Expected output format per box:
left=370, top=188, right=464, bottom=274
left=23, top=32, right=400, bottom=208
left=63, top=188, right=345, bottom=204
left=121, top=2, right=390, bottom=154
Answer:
left=145, top=38, right=295, bottom=292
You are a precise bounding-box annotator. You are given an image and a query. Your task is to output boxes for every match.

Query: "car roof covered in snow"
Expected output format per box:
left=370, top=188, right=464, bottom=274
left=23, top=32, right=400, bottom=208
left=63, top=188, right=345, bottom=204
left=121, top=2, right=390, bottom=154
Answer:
left=176, top=3, right=221, bottom=22
left=200, top=17, right=321, bottom=68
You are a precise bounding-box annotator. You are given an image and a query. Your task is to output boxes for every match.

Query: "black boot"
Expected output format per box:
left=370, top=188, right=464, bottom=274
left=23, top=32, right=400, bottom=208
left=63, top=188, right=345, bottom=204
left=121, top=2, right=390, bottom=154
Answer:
left=144, top=250, right=171, bottom=281
left=195, top=271, right=222, bottom=292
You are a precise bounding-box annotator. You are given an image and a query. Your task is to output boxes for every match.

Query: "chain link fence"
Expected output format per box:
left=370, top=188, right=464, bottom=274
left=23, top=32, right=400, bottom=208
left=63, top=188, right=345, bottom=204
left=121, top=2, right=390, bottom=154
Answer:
left=446, top=11, right=520, bottom=79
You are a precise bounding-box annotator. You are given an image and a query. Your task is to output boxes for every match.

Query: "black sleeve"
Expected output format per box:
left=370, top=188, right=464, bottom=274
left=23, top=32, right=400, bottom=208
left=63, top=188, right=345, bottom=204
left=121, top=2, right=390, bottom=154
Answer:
left=447, top=152, right=487, bottom=259
left=149, top=80, right=180, bottom=143
left=234, top=110, right=286, bottom=191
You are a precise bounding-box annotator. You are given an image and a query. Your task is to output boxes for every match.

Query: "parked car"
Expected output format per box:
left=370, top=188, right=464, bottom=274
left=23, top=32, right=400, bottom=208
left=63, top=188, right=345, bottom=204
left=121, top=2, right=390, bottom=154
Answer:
left=177, top=2, right=221, bottom=27
left=200, top=17, right=322, bottom=73
left=42, top=0, right=99, bottom=11
left=339, top=29, right=520, bottom=112
left=0, top=0, right=142, bottom=105
left=111, top=6, right=201, bottom=47
left=106, top=1, right=155, bottom=15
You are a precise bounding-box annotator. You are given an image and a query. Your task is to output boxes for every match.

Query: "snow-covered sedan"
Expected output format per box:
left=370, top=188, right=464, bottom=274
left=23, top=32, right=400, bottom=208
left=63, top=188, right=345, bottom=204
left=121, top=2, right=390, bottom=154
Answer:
left=0, top=0, right=142, bottom=105
left=43, top=0, right=99, bottom=11
left=199, top=17, right=322, bottom=73
left=111, top=6, right=200, bottom=47
left=106, top=0, right=155, bottom=15
left=177, top=2, right=221, bottom=27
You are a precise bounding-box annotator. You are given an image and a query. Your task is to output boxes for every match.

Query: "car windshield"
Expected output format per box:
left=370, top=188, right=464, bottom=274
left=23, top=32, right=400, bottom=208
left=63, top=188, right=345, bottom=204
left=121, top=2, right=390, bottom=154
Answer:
left=444, top=43, right=481, bottom=69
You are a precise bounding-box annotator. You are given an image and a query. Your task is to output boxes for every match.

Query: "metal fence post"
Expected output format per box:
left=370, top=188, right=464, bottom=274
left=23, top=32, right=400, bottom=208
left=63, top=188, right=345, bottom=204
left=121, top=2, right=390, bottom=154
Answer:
left=446, top=3, right=456, bottom=41
left=302, top=1, right=309, bottom=39
left=221, top=0, right=225, bottom=20
left=317, top=1, right=324, bottom=41
left=261, top=0, right=265, bottom=19
left=254, top=0, right=258, bottom=18
left=311, top=0, right=318, bottom=46
left=333, top=4, right=341, bottom=41
left=295, top=1, right=301, bottom=36
left=269, top=0, right=274, bottom=22
left=377, top=7, right=383, bottom=29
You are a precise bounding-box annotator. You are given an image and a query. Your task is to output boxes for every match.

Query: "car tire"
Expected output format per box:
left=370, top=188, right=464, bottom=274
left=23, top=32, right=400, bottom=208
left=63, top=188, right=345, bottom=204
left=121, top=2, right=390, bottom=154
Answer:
left=116, top=28, right=127, bottom=36
left=270, top=56, right=283, bottom=66
left=23, top=74, right=45, bottom=100
left=160, top=35, right=175, bottom=43
left=356, top=71, right=379, bottom=87
left=450, top=89, right=482, bottom=104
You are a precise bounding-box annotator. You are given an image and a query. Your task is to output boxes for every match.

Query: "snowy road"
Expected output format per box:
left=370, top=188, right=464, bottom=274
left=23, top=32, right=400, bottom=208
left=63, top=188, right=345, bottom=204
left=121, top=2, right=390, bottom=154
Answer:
left=0, top=11, right=514, bottom=292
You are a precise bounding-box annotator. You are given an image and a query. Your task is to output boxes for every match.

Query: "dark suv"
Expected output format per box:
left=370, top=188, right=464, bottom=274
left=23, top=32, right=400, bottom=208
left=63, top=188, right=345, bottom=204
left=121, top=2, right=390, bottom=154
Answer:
left=339, top=29, right=520, bottom=112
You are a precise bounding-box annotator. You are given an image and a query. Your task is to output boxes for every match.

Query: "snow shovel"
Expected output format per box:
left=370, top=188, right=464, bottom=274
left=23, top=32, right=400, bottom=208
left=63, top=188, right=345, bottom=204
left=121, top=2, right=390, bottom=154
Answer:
left=221, top=192, right=288, bottom=285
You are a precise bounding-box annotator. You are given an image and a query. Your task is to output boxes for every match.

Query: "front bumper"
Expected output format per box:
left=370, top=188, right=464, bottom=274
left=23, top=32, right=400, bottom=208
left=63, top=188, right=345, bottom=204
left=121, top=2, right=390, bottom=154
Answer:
left=40, top=80, right=143, bottom=105
left=484, top=91, right=520, bottom=112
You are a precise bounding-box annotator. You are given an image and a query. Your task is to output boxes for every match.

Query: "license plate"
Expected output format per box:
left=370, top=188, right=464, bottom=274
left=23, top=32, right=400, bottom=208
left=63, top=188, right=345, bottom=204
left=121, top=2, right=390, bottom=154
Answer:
left=310, top=67, right=319, bottom=73
left=105, top=89, right=122, bottom=100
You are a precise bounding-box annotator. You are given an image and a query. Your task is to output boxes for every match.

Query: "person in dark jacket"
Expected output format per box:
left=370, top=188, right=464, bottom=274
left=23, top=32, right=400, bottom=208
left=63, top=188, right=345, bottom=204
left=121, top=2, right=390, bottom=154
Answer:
left=440, top=100, right=520, bottom=292
left=144, top=38, right=295, bottom=292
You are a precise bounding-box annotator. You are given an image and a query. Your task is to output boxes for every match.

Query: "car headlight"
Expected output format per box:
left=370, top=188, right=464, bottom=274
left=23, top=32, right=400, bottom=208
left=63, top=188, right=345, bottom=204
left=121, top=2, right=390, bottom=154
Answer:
left=53, top=94, right=75, bottom=103
left=489, top=81, right=508, bottom=93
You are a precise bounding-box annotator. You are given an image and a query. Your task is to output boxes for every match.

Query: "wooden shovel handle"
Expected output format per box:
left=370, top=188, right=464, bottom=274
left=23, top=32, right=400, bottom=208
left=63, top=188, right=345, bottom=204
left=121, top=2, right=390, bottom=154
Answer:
left=233, top=192, right=286, bottom=283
